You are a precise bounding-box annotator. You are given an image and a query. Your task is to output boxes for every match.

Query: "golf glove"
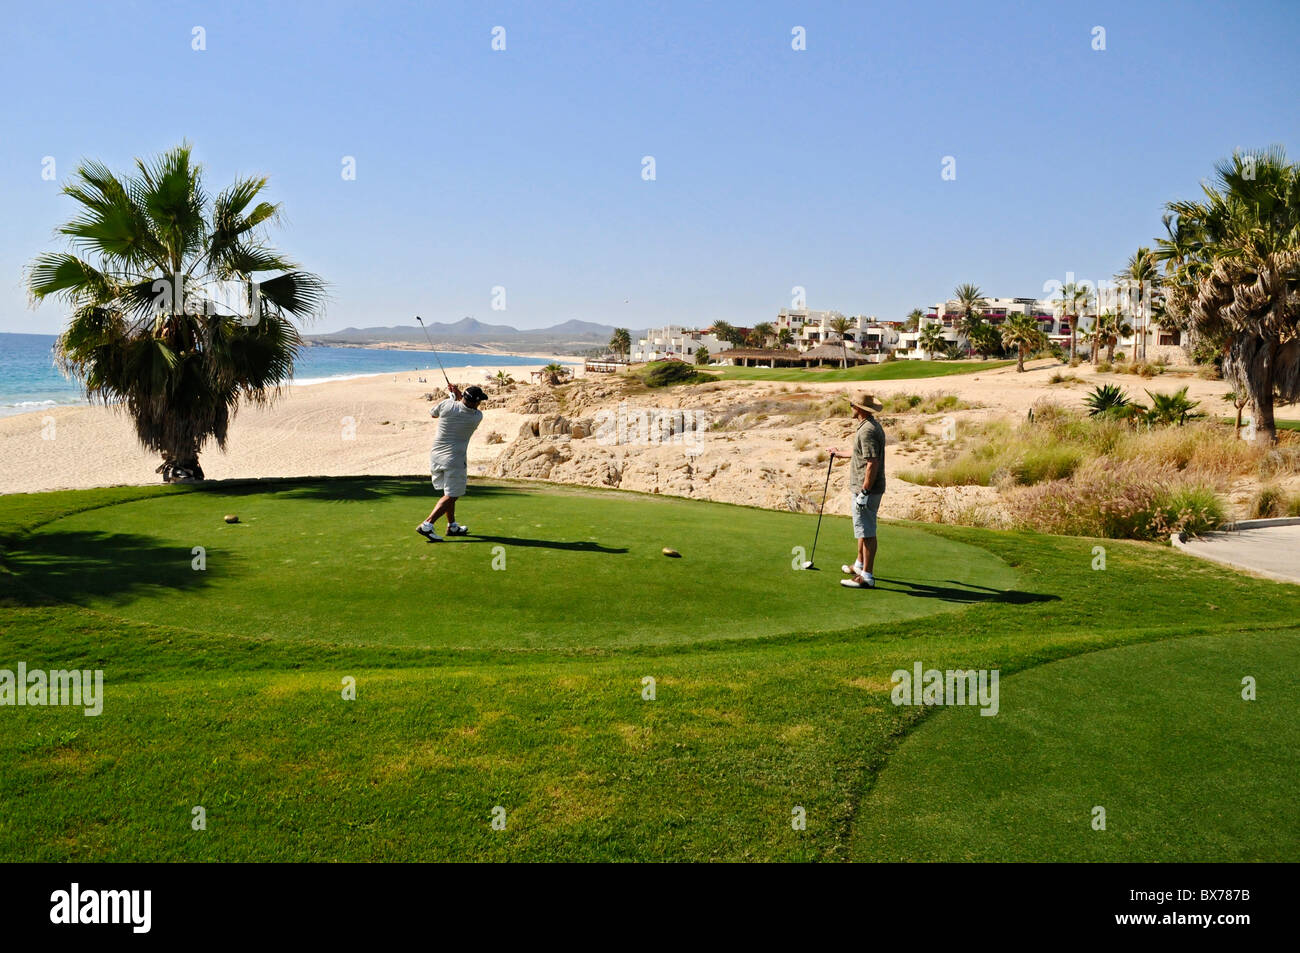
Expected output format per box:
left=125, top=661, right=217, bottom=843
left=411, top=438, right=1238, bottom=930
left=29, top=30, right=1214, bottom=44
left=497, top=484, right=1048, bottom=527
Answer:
left=853, top=490, right=869, bottom=507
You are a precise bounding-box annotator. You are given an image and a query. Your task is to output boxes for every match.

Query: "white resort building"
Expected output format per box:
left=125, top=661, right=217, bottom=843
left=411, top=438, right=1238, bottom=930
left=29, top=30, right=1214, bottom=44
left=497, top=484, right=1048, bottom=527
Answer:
left=631, top=325, right=732, bottom=362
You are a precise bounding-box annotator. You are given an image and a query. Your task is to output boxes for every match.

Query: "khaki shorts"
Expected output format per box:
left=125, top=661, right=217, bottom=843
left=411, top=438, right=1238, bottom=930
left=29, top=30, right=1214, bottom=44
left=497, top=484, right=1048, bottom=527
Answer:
left=430, top=455, right=468, bottom=497
left=851, top=492, right=883, bottom=538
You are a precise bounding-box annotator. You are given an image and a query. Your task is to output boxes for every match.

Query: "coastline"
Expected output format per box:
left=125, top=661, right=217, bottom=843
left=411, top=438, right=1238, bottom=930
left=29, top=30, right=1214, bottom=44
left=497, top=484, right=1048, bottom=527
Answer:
left=0, top=357, right=581, bottom=494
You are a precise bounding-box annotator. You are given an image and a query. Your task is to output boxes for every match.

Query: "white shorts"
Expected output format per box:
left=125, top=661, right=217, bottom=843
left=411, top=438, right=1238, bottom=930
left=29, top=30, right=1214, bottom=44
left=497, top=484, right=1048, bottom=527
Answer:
left=430, top=456, right=468, bottom=497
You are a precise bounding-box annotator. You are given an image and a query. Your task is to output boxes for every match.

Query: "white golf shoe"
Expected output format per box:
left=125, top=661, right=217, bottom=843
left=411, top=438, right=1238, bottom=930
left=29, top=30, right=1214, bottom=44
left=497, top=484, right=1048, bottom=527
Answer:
left=416, top=522, right=443, bottom=542
left=447, top=522, right=469, bottom=536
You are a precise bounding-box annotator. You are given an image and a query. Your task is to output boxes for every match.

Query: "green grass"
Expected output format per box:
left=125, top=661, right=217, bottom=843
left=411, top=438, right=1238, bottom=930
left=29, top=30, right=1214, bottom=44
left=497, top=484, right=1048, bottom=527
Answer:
left=852, top=630, right=1300, bottom=861
left=1219, top=417, right=1300, bottom=432
left=1, top=477, right=1297, bottom=861
left=709, top=360, right=1012, bottom=382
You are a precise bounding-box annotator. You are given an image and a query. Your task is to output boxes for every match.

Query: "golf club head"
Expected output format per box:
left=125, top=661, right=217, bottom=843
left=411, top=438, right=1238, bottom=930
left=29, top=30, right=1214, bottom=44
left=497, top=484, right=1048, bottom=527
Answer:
left=801, top=561, right=819, bottom=571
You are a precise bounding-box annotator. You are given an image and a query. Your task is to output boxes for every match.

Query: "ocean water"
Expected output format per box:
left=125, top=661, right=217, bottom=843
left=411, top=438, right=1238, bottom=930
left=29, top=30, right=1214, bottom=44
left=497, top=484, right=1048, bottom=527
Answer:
left=0, top=332, right=554, bottom=417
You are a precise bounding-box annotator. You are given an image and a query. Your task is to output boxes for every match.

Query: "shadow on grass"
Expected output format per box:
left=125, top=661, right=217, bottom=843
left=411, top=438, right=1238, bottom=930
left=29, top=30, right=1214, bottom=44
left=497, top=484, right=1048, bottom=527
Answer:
left=0, top=530, right=216, bottom=606
left=179, top=477, right=535, bottom=503
left=873, top=578, right=1058, bottom=605
left=457, top=535, right=629, bottom=554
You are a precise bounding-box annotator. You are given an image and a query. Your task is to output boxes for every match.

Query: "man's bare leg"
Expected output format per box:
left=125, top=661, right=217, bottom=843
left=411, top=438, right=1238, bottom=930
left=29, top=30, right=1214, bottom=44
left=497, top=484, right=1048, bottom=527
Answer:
left=423, top=494, right=457, bottom=528
left=862, top=536, right=877, bottom=574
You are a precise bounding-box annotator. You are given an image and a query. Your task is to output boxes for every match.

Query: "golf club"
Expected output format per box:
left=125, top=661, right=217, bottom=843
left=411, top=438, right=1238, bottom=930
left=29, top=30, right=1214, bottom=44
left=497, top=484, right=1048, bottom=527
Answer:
left=802, top=451, right=835, bottom=570
left=414, top=315, right=453, bottom=390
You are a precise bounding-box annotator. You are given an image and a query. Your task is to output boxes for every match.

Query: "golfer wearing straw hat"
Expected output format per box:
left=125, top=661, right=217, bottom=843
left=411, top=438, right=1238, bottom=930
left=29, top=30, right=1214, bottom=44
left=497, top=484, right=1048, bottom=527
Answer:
left=830, top=393, right=886, bottom=589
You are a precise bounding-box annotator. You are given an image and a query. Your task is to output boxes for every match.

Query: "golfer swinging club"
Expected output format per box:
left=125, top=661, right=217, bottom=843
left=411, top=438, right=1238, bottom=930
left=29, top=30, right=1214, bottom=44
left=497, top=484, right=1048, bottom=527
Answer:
left=829, top=393, right=886, bottom=589
left=416, top=382, right=490, bottom=542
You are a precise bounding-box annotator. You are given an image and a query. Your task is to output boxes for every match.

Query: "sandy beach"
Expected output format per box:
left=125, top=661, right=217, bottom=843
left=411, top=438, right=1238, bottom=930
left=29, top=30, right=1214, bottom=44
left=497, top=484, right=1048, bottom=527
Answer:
left=0, top=358, right=578, bottom=495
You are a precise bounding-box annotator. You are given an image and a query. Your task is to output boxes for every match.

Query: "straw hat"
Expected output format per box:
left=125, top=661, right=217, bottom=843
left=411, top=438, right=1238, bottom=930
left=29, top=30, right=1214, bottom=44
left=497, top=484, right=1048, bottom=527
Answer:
left=849, top=393, right=884, bottom=414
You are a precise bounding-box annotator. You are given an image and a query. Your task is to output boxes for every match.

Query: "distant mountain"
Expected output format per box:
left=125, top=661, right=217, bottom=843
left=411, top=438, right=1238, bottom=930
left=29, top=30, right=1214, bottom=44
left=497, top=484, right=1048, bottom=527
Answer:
left=519, top=319, right=616, bottom=338
left=309, top=318, right=641, bottom=351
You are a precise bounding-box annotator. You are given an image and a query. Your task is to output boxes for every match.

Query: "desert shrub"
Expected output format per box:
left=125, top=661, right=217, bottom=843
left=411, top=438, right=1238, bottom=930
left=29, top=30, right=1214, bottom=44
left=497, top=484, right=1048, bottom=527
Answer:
left=1097, top=360, right=1114, bottom=373
left=883, top=393, right=924, bottom=412
left=645, top=361, right=710, bottom=387
left=1288, top=496, right=1300, bottom=517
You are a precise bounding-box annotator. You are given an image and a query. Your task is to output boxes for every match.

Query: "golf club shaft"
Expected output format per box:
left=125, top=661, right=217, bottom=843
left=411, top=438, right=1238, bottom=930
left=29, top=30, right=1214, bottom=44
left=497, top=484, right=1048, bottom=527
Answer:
left=415, top=316, right=453, bottom=389
left=809, top=452, right=834, bottom=562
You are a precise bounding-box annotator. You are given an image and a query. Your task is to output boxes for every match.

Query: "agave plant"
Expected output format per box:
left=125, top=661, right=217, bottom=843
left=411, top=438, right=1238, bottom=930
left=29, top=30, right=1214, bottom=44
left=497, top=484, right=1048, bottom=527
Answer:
left=25, top=144, right=325, bottom=480
left=1084, top=383, right=1131, bottom=417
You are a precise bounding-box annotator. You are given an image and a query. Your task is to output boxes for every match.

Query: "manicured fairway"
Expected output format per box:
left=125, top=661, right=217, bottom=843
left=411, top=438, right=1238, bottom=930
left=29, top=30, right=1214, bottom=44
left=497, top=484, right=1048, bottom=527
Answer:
left=710, top=360, right=1011, bottom=382
left=10, top=479, right=1016, bottom=650
left=851, top=629, right=1300, bottom=861
left=1, top=478, right=1297, bottom=861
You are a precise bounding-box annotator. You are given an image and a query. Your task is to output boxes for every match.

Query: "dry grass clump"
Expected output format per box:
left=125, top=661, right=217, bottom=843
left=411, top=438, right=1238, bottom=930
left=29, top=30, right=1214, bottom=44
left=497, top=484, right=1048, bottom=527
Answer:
left=1112, top=421, right=1267, bottom=481
left=1004, top=458, right=1224, bottom=540
left=894, top=403, right=1296, bottom=539
left=1250, top=485, right=1292, bottom=518
left=904, top=491, right=1009, bottom=529
left=880, top=392, right=972, bottom=414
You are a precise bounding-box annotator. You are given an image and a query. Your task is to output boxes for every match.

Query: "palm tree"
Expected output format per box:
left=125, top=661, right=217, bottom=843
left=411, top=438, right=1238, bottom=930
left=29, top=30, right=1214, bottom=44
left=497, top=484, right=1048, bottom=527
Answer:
left=752, top=321, right=776, bottom=347
left=1155, top=147, right=1300, bottom=443
left=966, top=321, right=1002, bottom=359
left=709, top=320, right=746, bottom=347
left=1054, top=281, right=1090, bottom=361
left=25, top=144, right=325, bottom=481
left=609, top=327, right=632, bottom=361
left=493, top=370, right=515, bottom=387
left=952, top=284, right=987, bottom=356
left=903, top=308, right=924, bottom=332
left=1116, top=247, right=1160, bottom=361
left=541, top=362, right=571, bottom=385
left=1000, top=313, right=1047, bottom=372
left=777, top=327, right=794, bottom=349
left=828, top=315, right=855, bottom=367
left=1144, top=386, right=1202, bottom=426
left=1102, top=312, right=1134, bottom=362
left=918, top=322, right=947, bottom=359
left=1089, top=311, right=1116, bottom=365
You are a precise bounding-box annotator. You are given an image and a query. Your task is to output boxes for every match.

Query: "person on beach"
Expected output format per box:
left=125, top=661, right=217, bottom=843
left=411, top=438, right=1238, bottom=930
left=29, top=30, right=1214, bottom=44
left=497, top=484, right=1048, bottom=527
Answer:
left=416, top=383, right=489, bottom=542
left=829, top=393, right=886, bottom=589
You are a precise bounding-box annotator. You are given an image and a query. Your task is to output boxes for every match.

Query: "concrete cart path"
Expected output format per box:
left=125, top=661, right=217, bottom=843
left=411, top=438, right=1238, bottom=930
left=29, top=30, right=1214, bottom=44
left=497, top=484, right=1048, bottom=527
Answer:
left=1175, top=523, right=1300, bottom=585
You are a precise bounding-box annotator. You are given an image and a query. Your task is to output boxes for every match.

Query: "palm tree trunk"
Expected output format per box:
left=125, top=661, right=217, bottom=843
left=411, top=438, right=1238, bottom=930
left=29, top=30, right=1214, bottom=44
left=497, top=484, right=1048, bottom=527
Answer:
left=1017, top=346, right=1026, bottom=372
left=1227, top=334, right=1278, bottom=445
left=1068, top=321, right=1076, bottom=361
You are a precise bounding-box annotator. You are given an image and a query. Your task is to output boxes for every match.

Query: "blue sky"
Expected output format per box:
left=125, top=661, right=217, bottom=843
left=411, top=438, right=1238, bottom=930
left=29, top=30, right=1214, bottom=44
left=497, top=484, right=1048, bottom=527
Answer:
left=1, top=0, right=1297, bottom=334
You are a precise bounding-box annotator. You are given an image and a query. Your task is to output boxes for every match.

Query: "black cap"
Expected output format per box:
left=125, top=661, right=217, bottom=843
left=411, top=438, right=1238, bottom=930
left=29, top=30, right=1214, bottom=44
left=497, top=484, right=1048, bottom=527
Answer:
left=463, top=385, right=489, bottom=404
